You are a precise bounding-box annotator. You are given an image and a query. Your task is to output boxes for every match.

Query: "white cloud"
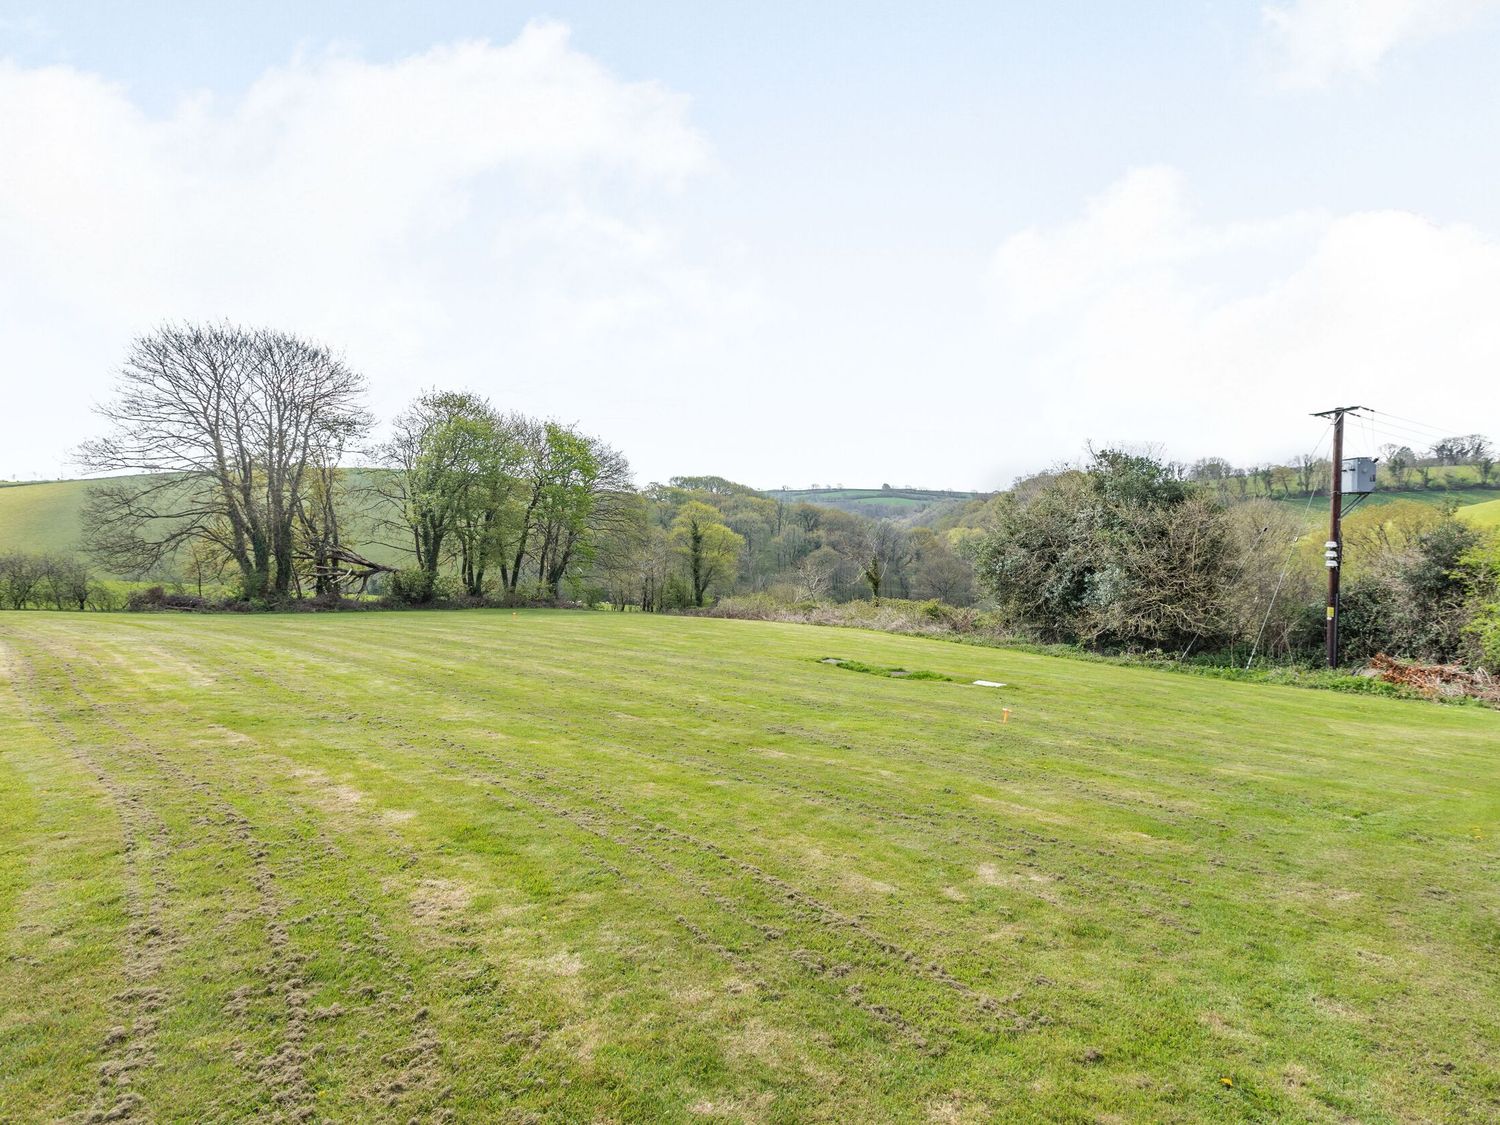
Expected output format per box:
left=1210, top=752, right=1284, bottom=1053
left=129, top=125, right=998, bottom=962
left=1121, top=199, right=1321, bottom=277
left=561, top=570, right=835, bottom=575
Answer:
left=989, top=167, right=1500, bottom=469
left=1261, top=0, right=1500, bottom=88
left=0, top=22, right=758, bottom=482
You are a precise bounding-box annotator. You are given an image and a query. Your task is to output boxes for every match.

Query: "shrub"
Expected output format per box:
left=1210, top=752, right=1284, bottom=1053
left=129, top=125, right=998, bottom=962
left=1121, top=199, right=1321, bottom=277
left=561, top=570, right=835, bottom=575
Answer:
left=1468, top=607, right=1500, bottom=673
left=431, top=574, right=464, bottom=602
left=389, top=568, right=437, bottom=605
left=125, top=586, right=210, bottom=612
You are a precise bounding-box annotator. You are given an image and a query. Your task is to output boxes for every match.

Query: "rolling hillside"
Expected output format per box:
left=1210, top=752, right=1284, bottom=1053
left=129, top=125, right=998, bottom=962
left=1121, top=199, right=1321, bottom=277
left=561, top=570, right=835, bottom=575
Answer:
left=0, top=478, right=101, bottom=556
left=764, top=487, right=985, bottom=519
left=0, top=474, right=408, bottom=576
left=1270, top=484, right=1500, bottom=524
left=1460, top=495, right=1500, bottom=529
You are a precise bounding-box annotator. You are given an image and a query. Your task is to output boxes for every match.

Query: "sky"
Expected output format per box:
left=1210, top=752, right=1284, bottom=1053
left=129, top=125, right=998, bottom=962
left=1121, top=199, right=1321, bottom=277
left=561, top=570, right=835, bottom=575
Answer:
left=2, top=1, right=1499, bottom=490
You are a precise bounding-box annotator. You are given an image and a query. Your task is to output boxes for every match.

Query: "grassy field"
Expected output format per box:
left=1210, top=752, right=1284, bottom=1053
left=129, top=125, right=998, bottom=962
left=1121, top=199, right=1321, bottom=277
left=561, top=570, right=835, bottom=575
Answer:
left=1460, top=496, right=1500, bottom=529
left=0, top=474, right=408, bottom=579
left=2, top=611, right=1498, bottom=1122
left=764, top=488, right=983, bottom=519
left=0, top=478, right=102, bottom=557
left=1271, top=484, right=1500, bottom=525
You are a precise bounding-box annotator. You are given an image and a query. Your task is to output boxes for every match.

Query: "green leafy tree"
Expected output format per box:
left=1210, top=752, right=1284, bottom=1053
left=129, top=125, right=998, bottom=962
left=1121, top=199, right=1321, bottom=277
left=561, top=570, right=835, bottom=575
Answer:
left=378, top=391, right=514, bottom=597
left=670, top=501, right=744, bottom=607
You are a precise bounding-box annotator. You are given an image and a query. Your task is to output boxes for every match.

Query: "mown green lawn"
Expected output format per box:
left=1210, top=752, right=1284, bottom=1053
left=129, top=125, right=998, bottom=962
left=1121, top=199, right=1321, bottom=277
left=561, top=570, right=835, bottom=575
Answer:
left=1, top=610, right=1497, bottom=1122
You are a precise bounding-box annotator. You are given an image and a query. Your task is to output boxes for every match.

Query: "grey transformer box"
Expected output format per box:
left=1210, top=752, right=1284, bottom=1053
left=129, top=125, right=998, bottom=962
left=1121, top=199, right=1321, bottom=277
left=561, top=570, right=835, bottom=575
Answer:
left=1341, top=457, right=1377, bottom=495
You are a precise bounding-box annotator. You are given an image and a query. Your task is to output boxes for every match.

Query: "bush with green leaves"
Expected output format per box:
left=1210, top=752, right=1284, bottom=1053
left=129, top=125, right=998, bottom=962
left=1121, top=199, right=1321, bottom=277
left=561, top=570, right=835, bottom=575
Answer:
left=389, top=568, right=437, bottom=605
left=1460, top=537, right=1500, bottom=672
left=969, top=450, right=1233, bottom=651
left=1339, top=515, right=1486, bottom=665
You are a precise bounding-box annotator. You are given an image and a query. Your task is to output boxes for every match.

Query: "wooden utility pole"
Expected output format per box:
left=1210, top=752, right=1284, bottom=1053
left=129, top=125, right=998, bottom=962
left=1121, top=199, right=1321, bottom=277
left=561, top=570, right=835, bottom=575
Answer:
left=1312, top=406, right=1363, bottom=668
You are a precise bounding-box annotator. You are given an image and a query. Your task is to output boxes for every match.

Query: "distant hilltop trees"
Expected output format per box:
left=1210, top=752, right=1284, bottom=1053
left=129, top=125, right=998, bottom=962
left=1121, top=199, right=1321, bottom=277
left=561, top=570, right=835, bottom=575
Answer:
left=1179, top=434, right=1494, bottom=500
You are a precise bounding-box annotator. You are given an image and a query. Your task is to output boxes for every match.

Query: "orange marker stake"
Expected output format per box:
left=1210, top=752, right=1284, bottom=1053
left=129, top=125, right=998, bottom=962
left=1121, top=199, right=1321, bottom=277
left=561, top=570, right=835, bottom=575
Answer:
left=1002, top=708, right=1012, bottom=723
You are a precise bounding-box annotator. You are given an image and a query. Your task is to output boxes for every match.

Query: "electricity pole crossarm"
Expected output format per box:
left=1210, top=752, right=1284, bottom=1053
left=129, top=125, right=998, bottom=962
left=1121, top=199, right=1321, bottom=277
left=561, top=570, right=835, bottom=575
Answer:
left=1311, top=406, right=1365, bottom=668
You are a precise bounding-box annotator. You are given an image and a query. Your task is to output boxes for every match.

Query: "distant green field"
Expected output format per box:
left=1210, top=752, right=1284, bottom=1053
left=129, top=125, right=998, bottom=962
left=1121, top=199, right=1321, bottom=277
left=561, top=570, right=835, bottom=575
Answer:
left=3, top=611, right=1498, bottom=1120
left=1460, top=496, right=1500, bottom=529
left=0, top=478, right=102, bottom=556
left=0, top=474, right=407, bottom=578
left=1271, top=485, right=1500, bottom=524
left=766, top=488, right=983, bottom=519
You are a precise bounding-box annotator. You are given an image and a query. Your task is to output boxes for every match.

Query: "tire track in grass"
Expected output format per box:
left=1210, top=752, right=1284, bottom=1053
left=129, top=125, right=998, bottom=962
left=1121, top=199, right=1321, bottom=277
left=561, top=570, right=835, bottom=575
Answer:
left=272, top=628, right=1173, bottom=1006
left=98, top=628, right=506, bottom=1117
left=198, top=624, right=1200, bottom=1050
left=324, top=636, right=1035, bottom=1027
left=47, top=636, right=455, bottom=1123
left=194, top=637, right=1037, bottom=1055
left=170, top=638, right=799, bottom=1022
left=296, top=624, right=1201, bottom=942
left=179, top=636, right=959, bottom=1054
left=583, top=734, right=1195, bottom=922
left=22, top=639, right=319, bottom=1121
left=479, top=768, right=945, bottom=1053
left=286, top=627, right=1494, bottom=1122
left=9, top=646, right=173, bottom=1124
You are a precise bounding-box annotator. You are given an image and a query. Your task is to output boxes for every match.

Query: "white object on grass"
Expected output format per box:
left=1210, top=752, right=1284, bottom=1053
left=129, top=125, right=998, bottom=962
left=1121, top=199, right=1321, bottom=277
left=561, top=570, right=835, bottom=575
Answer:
left=972, top=680, right=1007, bottom=688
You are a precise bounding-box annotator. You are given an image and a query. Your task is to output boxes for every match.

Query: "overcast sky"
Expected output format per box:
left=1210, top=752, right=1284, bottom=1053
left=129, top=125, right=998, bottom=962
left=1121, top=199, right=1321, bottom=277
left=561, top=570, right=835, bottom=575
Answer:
left=3, top=1, right=1498, bottom=489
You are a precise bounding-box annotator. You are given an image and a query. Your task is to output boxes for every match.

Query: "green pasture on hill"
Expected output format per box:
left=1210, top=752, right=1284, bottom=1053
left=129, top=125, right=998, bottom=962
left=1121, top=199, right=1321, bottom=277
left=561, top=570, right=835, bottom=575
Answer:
left=764, top=488, right=982, bottom=519
left=0, top=474, right=407, bottom=578
left=1460, top=496, right=1500, bottom=529
left=0, top=479, right=98, bottom=557
left=1271, top=484, right=1500, bottom=524
left=2, top=611, right=1497, bottom=1121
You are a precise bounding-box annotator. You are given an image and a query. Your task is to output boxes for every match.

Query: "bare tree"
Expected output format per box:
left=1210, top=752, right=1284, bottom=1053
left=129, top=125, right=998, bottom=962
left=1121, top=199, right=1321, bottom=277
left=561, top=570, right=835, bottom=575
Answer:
left=38, top=555, right=93, bottom=610
left=0, top=552, right=43, bottom=609
left=79, top=323, right=370, bottom=598
left=1380, top=444, right=1414, bottom=487
left=858, top=521, right=911, bottom=604
left=1293, top=453, right=1326, bottom=495
left=792, top=552, right=831, bottom=602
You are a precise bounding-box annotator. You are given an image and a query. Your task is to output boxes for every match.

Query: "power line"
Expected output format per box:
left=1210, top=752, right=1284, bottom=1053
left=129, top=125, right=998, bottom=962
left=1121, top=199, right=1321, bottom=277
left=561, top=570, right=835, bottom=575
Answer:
left=1367, top=407, right=1467, bottom=434
left=1368, top=408, right=1489, bottom=440
left=1358, top=423, right=1435, bottom=450
left=1176, top=518, right=1275, bottom=664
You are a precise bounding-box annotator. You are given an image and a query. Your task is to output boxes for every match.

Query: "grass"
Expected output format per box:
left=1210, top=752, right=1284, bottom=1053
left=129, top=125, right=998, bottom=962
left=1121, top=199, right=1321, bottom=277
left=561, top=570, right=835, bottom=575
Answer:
left=1459, top=496, right=1500, bottom=529
left=817, top=656, right=956, bottom=681
left=2, top=610, right=1498, bottom=1121
left=0, top=472, right=407, bottom=578
left=1270, top=484, right=1500, bottom=525
left=0, top=478, right=102, bottom=556
left=765, top=488, right=982, bottom=519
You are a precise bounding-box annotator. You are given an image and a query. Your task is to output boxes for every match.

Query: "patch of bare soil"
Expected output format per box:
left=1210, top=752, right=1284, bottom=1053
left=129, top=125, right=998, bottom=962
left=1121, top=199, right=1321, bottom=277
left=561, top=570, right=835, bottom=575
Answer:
left=410, top=878, right=473, bottom=926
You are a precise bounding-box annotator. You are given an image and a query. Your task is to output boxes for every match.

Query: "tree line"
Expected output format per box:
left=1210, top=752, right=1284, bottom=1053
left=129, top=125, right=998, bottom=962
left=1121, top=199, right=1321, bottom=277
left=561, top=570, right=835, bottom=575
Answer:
left=1181, top=433, right=1496, bottom=500
left=589, top=477, right=976, bottom=612
left=64, top=323, right=977, bottom=611
left=22, top=321, right=1500, bottom=676
left=0, top=552, right=116, bottom=611
left=966, top=449, right=1500, bottom=672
